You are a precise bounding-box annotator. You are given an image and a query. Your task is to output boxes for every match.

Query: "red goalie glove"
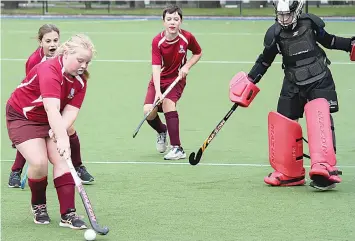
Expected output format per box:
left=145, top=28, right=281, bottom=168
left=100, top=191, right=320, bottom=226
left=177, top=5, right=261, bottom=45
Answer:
left=351, top=43, right=355, bottom=61
left=229, top=72, right=260, bottom=107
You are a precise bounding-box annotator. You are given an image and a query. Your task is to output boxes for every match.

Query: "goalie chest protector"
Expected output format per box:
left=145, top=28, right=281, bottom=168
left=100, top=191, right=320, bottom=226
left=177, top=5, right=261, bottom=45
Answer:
left=277, top=19, right=329, bottom=85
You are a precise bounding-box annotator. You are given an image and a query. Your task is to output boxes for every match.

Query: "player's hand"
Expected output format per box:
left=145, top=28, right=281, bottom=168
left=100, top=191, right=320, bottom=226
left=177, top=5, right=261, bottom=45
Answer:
left=179, top=65, right=189, bottom=78
left=48, top=129, right=56, bottom=142
left=56, top=137, right=71, bottom=160
left=154, top=91, right=163, bottom=104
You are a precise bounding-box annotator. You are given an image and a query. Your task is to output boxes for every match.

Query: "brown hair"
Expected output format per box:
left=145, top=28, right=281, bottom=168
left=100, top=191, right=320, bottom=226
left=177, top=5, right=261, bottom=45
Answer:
left=38, top=24, right=60, bottom=41
left=162, top=5, right=183, bottom=20
left=55, top=34, right=96, bottom=80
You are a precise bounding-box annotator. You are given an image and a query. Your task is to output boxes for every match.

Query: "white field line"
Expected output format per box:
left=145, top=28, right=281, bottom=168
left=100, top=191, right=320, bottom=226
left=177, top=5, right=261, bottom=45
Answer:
left=2, top=30, right=354, bottom=37
left=5, top=19, right=149, bottom=25
left=1, top=159, right=355, bottom=168
left=1, top=58, right=353, bottom=65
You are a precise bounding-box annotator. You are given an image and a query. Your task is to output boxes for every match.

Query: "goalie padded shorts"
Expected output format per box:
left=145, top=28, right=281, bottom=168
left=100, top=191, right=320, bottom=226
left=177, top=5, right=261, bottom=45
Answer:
left=277, top=69, right=338, bottom=120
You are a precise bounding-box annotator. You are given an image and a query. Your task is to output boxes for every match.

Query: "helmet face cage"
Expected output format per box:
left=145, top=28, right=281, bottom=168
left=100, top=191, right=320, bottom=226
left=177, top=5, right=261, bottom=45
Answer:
left=273, top=0, right=304, bottom=29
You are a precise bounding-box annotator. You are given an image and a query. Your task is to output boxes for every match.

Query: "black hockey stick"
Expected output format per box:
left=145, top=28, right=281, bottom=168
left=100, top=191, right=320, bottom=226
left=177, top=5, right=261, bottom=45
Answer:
left=189, top=103, right=238, bottom=165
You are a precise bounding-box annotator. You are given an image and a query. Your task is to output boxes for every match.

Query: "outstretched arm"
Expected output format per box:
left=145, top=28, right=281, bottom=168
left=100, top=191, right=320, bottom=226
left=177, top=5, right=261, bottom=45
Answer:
left=316, top=28, right=354, bottom=52
left=248, top=45, right=278, bottom=83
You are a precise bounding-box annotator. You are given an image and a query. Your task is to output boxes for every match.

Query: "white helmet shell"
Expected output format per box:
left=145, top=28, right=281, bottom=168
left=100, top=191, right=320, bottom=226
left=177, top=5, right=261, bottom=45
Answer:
left=273, top=0, right=305, bottom=29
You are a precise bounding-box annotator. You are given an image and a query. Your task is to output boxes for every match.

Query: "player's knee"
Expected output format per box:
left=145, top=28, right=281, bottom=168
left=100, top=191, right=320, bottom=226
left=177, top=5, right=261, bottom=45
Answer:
left=67, top=125, right=76, bottom=136
left=143, top=104, right=157, bottom=120
left=28, top=157, right=48, bottom=176
left=52, top=160, right=70, bottom=176
left=162, top=98, right=176, bottom=113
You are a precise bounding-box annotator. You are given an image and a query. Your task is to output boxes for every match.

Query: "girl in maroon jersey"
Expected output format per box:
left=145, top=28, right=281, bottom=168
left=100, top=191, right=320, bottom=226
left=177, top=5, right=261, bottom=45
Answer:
left=8, top=24, right=94, bottom=189
left=143, top=5, right=202, bottom=160
left=6, top=34, right=95, bottom=229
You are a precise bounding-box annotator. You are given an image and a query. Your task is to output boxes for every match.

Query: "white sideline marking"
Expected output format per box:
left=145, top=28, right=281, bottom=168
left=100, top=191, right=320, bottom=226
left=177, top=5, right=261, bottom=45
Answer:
left=1, top=58, right=354, bottom=65
left=2, top=30, right=354, bottom=37
left=5, top=19, right=149, bottom=25
left=1, top=159, right=355, bottom=168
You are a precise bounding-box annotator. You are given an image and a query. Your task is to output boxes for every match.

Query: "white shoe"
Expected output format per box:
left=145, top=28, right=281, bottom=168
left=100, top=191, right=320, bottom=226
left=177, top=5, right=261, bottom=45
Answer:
left=156, top=131, right=168, bottom=153
left=164, top=146, right=186, bottom=160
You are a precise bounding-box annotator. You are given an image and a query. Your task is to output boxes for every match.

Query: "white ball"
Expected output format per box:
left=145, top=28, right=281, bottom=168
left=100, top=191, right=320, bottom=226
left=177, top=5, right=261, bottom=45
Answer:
left=84, top=229, right=96, bottom=241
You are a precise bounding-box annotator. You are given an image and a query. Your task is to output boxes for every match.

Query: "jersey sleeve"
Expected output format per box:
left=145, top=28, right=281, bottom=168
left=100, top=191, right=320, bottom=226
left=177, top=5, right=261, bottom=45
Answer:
left=187, top=34, right=202, bottom=55
left=25, top=57, right=37, bottom=75
left=151, top=38, right=162, bottom=65
left=68, top=83, right=87, bottom=109
left=38, top=64, right=62, bottom=99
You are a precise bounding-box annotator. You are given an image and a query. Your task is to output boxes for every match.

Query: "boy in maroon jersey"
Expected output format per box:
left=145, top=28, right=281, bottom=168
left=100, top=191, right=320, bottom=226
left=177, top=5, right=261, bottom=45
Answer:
left=6, top=34, right=94, bottom=228
left=143, top=5, right=202, bottom=160
left=8, top=24, right=94, bottom=188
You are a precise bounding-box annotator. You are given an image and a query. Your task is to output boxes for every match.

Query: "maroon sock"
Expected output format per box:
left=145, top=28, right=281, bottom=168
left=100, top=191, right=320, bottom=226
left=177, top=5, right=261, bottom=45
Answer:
left=28, top=176, right=48, bottom=205
left=164, top=111, right=181, bottom=146
left=147, top=114, right=167, bottom=134
left=11, top=151, right=26, bottom=171
left=54, top=173, right=75, bottom=215
left=69, top=132, right=82, bottom=167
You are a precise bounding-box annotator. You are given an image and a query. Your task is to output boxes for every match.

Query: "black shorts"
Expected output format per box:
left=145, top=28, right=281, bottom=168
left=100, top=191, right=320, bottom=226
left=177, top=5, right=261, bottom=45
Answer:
left=277, top=69, right=338, bottom=120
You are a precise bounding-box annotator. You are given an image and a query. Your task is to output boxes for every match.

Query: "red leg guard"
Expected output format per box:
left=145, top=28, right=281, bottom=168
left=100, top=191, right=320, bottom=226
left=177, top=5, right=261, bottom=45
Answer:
left=264, top=112, right=305, bottom=186
left=304, top=98, right=342, bottom=189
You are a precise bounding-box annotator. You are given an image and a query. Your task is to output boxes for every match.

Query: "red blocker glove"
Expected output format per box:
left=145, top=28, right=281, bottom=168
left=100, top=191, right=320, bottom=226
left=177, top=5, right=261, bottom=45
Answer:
left=351, top=43, right=355, bottom=61
left=229, top=72, right=260, bottom=107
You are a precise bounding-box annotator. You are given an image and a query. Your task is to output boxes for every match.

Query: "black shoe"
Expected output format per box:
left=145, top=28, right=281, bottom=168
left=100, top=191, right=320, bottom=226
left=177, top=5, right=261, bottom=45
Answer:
left=31, top=204, right=51, bottom=224
left=310, top=176, right=337, bottom=191
left=8, top=170, right=22, bottom=188
left=75, top=166, right=94, bottom=184
left=59, top=209, right=87, bottom=230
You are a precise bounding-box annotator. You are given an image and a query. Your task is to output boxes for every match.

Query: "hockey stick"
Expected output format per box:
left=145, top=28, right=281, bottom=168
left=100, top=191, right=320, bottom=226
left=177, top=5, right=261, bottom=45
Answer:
left=189, top=73, right=259, bottom=166
left=51, top=128, right=109, bottom=235
left=65, top=155, right=109, bottom=235
left=20, top=163, right=29, bottom=189
left=189, top=103, right=238, bottom=165
left=132, top=76, right=181, bottom=138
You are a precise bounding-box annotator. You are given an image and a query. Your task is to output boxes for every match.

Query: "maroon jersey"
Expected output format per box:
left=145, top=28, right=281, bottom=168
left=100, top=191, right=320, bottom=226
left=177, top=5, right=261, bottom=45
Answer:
left=151, top=29, right=201, bottom=84
left=25, top=47, right=46, bottom=75
left=8, top=56, right=87, bottom=123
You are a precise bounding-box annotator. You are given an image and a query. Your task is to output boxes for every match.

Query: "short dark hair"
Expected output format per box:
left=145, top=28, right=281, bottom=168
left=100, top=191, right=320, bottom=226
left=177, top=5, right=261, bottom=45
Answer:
left=162, top=5, right=183, bottom=20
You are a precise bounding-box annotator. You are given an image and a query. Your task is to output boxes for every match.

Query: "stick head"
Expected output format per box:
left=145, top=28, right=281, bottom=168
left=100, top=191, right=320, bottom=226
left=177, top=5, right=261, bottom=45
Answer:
left=95, top=226, right=109, bottom=235
left=189, top=148, right=203, bottom=165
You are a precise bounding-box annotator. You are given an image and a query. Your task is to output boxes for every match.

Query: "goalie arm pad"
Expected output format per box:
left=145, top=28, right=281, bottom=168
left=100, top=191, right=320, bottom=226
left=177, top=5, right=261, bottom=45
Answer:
left=305, top=13, right=353, bottom=52
left=316, top=28, right=353, bottom=52
left=248, top=48, right=278, bottom=83
left=229, top=72, right=260, bottom=107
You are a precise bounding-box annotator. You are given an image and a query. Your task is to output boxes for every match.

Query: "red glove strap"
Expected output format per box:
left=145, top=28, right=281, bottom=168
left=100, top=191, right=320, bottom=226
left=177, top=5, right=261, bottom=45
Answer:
left=229, top=72, right=260, bottom=107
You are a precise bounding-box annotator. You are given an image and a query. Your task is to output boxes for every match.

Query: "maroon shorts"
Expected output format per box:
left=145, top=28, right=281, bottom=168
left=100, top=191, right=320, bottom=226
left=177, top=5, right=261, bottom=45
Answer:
left=6, top=104, right=50, bottom=146
left=144, top=78, right=187, bottom=105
